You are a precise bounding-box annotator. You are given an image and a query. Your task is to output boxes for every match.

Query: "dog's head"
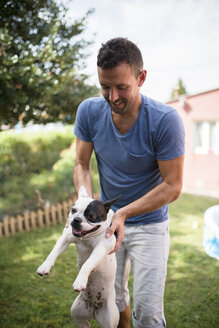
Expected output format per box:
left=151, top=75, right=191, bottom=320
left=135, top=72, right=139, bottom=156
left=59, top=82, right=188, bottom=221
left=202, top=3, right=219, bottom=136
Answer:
left=68, top=186, right=120, bottom=238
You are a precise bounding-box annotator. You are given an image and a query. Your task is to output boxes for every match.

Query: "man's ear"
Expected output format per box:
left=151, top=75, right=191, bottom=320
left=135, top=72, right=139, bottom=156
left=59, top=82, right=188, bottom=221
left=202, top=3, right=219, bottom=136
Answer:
left=78, top=185, right=88, bottom=198
left=103, top=195, right=121, bottom=213
left=138, top=69, right=147, bottom=87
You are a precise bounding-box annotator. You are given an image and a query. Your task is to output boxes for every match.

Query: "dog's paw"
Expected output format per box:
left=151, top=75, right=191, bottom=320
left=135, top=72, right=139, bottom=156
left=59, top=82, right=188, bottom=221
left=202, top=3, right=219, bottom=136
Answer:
left=36, top=261, right=53, bottom=276
left=73, top=274, right=88, bottom=292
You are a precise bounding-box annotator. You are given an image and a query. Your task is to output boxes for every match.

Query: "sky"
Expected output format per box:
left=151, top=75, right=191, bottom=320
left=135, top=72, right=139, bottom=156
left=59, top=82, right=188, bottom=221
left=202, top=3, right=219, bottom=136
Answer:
left=65, top=0, right=219, bottom=102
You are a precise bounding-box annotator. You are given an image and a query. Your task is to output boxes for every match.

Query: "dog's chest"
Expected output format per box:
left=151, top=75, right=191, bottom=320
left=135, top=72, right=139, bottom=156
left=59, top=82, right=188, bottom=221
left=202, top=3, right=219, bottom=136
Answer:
left=75, top=239, right=98, bottom=264
left=75, top=239, right=116, bottom=281
left=76, top=244, right=114, bottom=273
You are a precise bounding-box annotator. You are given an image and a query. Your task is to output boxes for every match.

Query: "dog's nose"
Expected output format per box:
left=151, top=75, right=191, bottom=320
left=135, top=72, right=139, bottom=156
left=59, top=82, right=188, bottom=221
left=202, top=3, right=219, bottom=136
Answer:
left=71, top=217, right=82, bottom=228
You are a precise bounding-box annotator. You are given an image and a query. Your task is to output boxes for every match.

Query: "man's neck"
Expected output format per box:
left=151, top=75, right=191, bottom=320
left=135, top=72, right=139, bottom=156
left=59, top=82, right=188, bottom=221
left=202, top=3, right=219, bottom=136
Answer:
left=111, top=96, right=142, bottom=135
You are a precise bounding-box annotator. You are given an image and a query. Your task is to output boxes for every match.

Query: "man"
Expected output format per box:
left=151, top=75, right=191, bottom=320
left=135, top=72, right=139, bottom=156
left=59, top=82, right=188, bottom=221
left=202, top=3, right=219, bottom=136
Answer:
left=73, top=38, right=185, bottom=328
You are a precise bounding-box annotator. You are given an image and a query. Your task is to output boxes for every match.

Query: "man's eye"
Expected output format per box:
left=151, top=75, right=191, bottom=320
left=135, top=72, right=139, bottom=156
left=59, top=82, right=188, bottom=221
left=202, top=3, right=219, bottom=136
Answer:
left=71, top=208, right=77, bottom=214
left=118, top=85, right=128, bottom=90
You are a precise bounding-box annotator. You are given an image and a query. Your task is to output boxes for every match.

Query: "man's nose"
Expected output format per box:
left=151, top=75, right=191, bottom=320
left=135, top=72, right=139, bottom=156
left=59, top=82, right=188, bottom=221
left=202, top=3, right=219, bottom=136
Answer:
left=109, top=88, right=119, bottom=103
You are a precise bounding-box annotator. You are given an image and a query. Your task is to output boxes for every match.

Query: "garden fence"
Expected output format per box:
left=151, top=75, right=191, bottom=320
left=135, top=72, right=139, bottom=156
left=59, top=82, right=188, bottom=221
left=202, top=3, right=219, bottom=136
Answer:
left=0, top=198, right=76, bottom=238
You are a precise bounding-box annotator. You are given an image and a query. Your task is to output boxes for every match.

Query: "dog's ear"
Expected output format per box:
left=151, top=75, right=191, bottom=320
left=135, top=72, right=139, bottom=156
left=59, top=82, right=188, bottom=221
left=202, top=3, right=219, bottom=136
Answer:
left=103, top=195, right=121, bottom=213
left=78, top=185, right=88, bottom=198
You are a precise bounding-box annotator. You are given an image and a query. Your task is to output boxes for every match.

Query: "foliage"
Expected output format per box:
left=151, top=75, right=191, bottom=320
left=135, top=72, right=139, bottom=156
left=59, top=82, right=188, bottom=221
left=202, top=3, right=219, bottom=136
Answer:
left=0, top=127, right=100, bottom=219
left=171, top=78, right=187, bottom=99
left=0, top=0, right=99, bottom=129
left=0, top=194, right=218, bottom=327
left=0, top=128, right=73, bottom=218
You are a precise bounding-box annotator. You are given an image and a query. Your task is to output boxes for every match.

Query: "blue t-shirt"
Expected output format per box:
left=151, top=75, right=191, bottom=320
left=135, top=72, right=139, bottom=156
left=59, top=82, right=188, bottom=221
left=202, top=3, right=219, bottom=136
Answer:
left=74, top=94, right=185, bottom=225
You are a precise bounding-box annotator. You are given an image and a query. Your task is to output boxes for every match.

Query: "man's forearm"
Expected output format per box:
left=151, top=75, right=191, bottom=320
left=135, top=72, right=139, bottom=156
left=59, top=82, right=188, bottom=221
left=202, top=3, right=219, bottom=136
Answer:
left=116, top=180, right=182, bottom=221
left=107, top=180, right=182, bottom=253
left=117, top=155, right=184, bottom=221
left=73, top=163, right=93, bottom=197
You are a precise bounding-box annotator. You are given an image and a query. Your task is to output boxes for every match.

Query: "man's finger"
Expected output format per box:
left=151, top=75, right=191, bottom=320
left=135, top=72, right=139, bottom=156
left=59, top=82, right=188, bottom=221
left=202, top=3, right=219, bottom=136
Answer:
left=108, top=225, right=124, bottom=254
left=106, top=225, right=115, bottom=238
left=108, top=233, right=122, bottom=254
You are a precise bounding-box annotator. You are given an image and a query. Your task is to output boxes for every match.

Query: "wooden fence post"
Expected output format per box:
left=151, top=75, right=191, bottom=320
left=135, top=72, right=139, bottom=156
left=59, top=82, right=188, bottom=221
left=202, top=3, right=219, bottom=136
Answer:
left=9, top=217, right=16, bottom=236
left=37, top=209, right=44, bottom=228
left=44, top=206, right=51, bottom=226
left=0, top=221, right=3, bottom=238
left=30, top=211, right=37, bottom=230
left=68, top=199, right=73, bottom=210
left=57, top=203, right=63, bottom=223
left=24, top=212, right=30, bottom=232
left=3, top=218, right=9, bottom=237
left=62, top=201, right=68, bottom=219
left=51, top=205, right=57, bottom=225
left=17, top=215, right=24, bottom=233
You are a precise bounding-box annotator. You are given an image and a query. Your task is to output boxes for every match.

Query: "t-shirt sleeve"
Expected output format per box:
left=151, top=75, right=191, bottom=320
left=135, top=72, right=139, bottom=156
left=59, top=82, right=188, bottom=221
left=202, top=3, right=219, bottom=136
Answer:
left=155, top=110, right=185, bottom=160
left=74, top=100, right=91, bottom=142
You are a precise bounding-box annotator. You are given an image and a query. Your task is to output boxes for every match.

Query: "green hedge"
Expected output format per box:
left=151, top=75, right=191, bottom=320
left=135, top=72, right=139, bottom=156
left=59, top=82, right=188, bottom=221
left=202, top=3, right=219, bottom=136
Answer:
left=0, top=129, right=74, bottom=181
left=0, top=127, right=100, bottom=220
left=0, top=127, right=75, bottom=220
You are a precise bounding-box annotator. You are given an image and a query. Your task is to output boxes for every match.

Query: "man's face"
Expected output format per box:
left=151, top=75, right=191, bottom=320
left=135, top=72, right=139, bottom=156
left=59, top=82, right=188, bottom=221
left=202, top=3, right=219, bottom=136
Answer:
left=97, top=62, right=145, bottom=115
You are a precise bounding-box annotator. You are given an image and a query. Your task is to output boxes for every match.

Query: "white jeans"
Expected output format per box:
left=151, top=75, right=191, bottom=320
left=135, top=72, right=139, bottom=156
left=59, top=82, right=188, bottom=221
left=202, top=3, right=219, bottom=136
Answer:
left=115, top=221, right=170, bottom=328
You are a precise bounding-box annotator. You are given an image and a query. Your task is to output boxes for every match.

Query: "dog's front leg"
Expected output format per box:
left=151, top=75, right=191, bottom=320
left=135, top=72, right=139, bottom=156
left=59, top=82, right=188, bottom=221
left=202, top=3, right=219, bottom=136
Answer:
left=73, top=238, right=114, bottom=292
left=37, top=227, right=74, bottom=276
left=73, top=244, right=107, bottom=292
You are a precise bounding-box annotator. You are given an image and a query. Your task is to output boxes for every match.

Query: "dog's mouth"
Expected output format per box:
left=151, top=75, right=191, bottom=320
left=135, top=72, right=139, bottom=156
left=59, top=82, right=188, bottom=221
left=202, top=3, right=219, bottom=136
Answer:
left=72, top=225, right=101, bottom=237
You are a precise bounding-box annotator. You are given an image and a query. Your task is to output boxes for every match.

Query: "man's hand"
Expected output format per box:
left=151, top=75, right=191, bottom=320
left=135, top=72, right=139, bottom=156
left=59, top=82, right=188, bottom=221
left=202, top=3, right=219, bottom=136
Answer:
left=106, top=210, right=126, bottom=253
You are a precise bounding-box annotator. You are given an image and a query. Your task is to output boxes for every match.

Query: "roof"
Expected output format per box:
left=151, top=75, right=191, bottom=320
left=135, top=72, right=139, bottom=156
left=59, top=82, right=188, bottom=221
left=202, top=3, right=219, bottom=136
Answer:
left=166, top=87, right=219, bottom=104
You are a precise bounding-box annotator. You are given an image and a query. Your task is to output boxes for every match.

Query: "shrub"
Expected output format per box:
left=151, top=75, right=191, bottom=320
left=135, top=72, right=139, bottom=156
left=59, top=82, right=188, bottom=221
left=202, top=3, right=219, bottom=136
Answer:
left=0, top=127, right=76, bottom=219
left=0, top=129, right=73, bottom=181
left=0, top=127, right=100, bottom=220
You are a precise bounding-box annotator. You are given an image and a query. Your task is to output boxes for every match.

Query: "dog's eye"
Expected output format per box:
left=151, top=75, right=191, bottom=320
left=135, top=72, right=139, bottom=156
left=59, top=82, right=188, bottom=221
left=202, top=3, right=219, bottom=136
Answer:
left=71, top=208, right=77, bottom=214
left=87, top=213, right=97, bottom=222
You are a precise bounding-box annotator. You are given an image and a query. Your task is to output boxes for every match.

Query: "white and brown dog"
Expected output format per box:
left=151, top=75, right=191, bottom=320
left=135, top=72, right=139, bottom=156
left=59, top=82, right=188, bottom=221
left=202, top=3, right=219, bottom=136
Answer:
left=36, top=186, right=120, bottom=328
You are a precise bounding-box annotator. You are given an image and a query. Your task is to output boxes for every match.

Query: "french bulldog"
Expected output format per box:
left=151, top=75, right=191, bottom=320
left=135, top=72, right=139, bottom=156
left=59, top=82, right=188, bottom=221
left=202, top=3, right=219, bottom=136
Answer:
left=36, top=186, right=120, bottom=328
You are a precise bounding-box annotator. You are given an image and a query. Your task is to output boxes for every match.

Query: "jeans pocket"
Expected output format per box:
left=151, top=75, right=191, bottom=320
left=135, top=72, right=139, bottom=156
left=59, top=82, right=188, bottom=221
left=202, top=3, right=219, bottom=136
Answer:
left=141, top=222, right=170, bottom=261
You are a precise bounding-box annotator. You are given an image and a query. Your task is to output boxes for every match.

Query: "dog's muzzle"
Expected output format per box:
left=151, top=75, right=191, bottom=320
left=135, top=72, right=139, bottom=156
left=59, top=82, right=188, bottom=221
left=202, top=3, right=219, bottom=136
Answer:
left=71, top=217, right=101, bottom=237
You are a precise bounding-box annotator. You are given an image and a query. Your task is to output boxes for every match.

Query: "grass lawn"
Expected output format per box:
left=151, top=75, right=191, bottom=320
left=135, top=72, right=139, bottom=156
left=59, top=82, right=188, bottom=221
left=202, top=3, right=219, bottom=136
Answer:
left=0, top=193, right=218, bottom=328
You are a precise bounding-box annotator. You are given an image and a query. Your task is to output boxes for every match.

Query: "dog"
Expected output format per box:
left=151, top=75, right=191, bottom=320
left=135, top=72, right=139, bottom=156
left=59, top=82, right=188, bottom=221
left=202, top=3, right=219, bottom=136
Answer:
left=36, top=186, right=120, bottom=328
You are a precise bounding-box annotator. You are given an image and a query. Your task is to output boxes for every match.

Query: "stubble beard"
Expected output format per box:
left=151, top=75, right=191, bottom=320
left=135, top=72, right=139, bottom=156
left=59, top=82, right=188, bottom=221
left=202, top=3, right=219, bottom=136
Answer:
left=106, top=97, right=129, bottom=115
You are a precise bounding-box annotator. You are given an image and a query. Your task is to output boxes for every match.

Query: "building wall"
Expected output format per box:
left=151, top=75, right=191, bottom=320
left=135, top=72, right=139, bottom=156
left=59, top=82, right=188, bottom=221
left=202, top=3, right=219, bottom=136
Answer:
left=167, top=89, right=219, bottom=198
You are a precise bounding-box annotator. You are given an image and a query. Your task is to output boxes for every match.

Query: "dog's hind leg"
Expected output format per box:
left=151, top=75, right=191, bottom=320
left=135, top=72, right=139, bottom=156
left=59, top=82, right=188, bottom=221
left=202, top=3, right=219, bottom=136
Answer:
left=95, top=300, right=119, bottom=328
left=70, top=294, right=92, bottom=328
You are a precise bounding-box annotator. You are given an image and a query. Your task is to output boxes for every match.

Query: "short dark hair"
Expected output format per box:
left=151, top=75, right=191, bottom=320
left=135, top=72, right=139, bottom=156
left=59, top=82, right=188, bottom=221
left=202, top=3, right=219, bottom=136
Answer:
left=97, top=37, right=143, bottom=76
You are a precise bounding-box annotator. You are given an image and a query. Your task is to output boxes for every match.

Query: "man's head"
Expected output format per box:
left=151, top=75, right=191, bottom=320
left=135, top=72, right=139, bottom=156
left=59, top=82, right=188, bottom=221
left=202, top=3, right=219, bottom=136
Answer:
left=97, top=38, right=143, bottom=78
left=97, top=38, right=146, bottom=115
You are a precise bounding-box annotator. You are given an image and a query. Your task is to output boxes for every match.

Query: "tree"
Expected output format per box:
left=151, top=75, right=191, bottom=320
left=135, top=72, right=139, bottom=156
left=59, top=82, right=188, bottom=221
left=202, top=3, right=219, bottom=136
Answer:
left=171, top=78, right=187, bottom=100
left=0, top=0, right=99, bottom=129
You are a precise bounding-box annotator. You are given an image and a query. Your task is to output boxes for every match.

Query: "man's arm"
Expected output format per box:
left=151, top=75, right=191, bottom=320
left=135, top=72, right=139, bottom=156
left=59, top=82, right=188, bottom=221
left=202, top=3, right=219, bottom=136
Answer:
left=73, top=137, right=94, bottom=197
left=107, top=155, right=184, bottom=252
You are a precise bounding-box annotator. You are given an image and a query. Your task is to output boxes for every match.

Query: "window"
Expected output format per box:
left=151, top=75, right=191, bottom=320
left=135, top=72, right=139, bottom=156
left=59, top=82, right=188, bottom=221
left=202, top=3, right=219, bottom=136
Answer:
left=193, top=121, right=219, bottom=154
